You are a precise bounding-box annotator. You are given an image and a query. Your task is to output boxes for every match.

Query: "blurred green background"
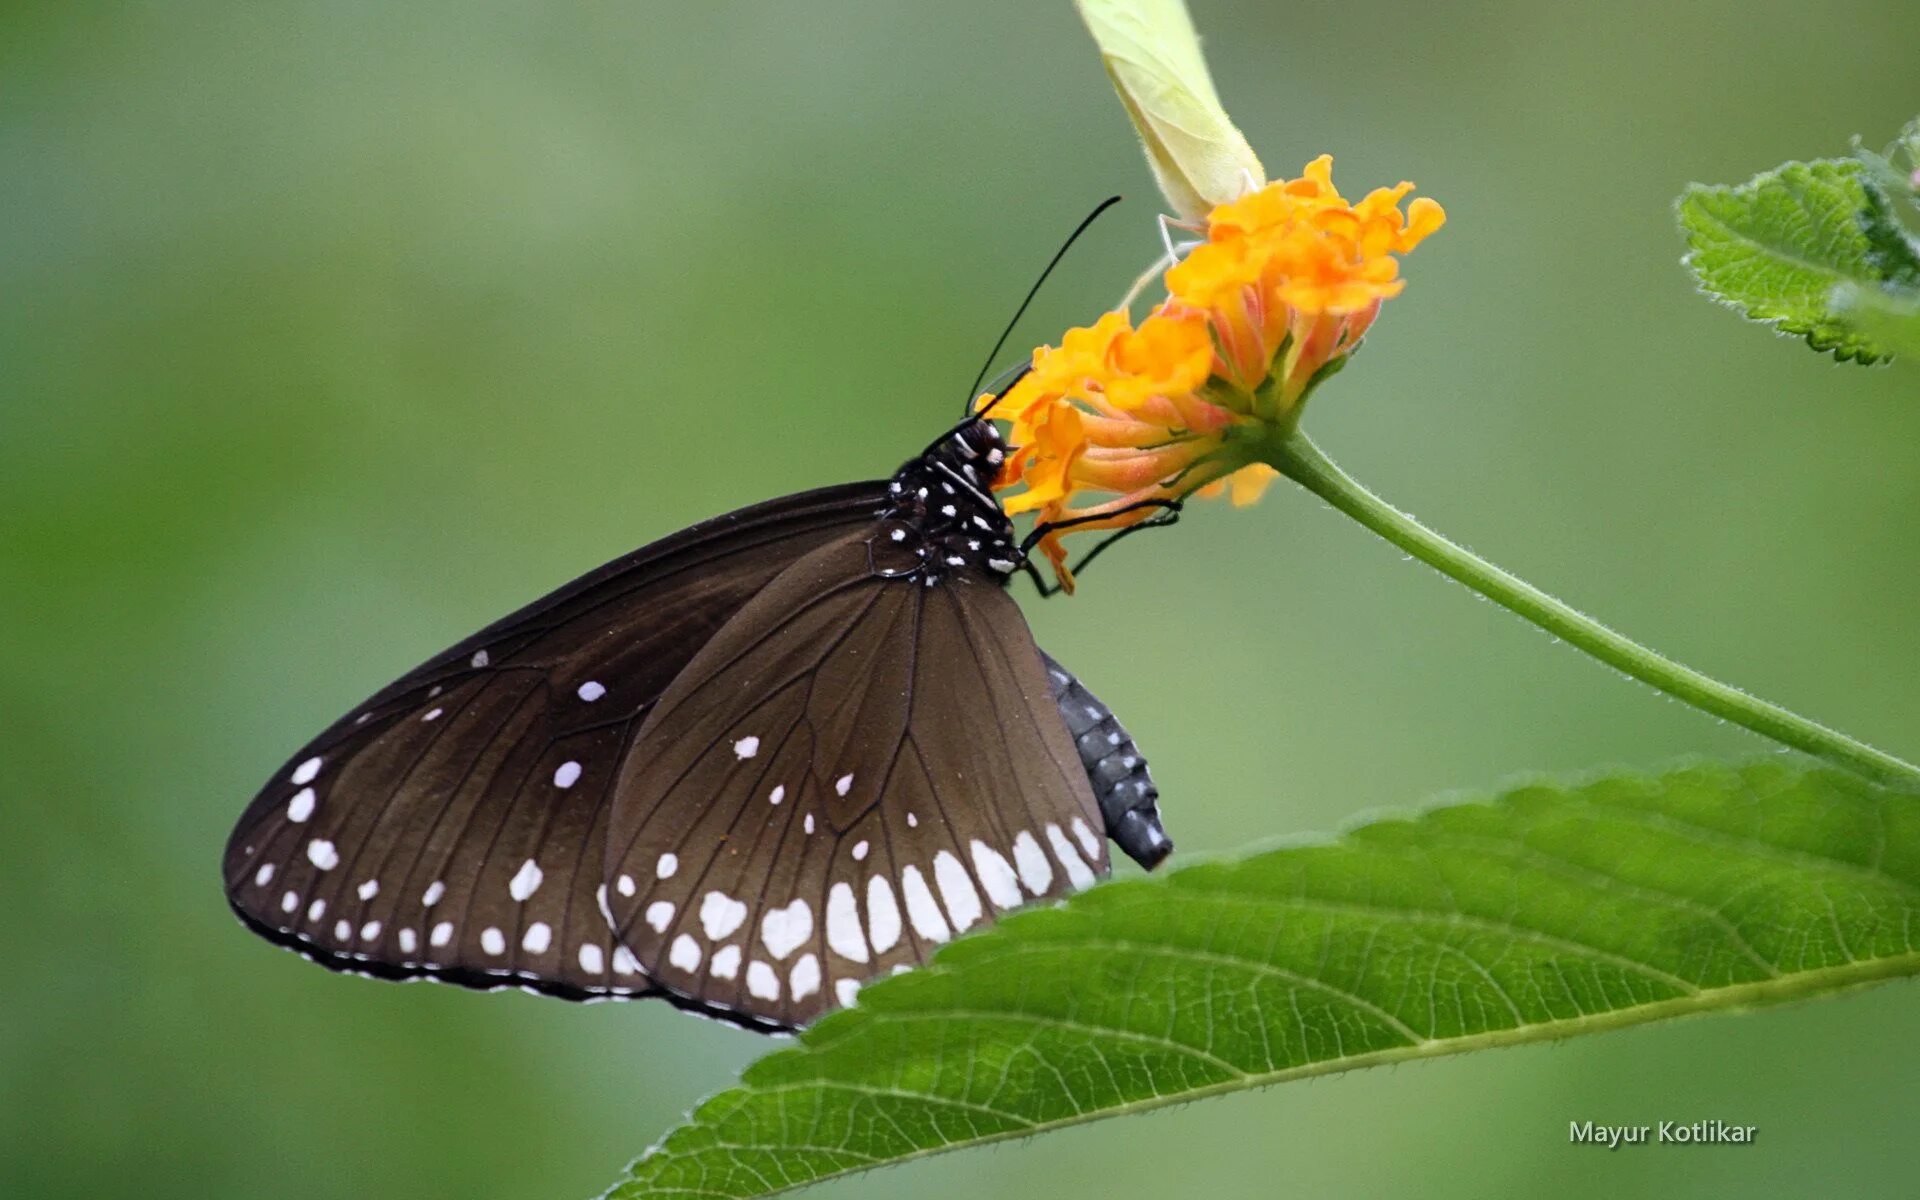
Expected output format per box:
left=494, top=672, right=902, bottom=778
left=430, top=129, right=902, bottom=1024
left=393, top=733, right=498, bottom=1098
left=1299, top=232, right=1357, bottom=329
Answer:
left=6, top=1, right=1919, bottom=1196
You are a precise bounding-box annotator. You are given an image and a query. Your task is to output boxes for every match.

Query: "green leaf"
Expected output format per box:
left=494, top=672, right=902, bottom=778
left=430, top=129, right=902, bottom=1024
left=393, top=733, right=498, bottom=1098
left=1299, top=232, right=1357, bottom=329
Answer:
left=1832, top=282, right=1920, bottom=359
left=1679, top=158, right=1917, bottom=363
left=607, top=762, right=1920, bottom=1199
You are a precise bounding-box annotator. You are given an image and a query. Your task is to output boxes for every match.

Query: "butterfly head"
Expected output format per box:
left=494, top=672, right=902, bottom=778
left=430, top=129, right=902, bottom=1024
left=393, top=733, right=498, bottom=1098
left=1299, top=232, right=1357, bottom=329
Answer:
left=942, top=416, right=1009, bottom=473
left=875, top=419, right=1021, bottom=585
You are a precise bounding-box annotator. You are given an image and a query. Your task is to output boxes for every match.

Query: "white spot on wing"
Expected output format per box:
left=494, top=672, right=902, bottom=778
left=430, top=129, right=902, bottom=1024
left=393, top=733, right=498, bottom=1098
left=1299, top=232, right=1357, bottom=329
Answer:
left=521, top=922, right=552, bottom=953
left=552, top=761, right=582, bottom=789
left=933, top=850, right=983, bottom=931
left=280, top=890, right=299, bottom=914
left=616, top=873, right=636, bottom=897
left=422, top=707, right=443, bottom=722
left=307, top=898, right=326, bottom=922
left=700, top=891, right=747, bottom=940
left=835, top=978, right=862, bottom=1007
left=1012, top=830, right=1053, bottom=894
left=480, top=927, right=505, bottom=956
left=900, top=866, right=951, bottom=943
left=852, top=840, right=869, bottom=861
left=286, top=788, right=316, bottom=823
left=1072, top=816, right=1102, bottom=861
left=710, top=944, right=742, bottom=979
left=746, top=960, right=779, bottom=1000
left=576, top=680, right=605, bottom=701
left=645, top=900, right=675, bottom=932
left=835, top=773, right=854, bottom=796
left=430, top=921, right=454, bottom=948
left=732, top=736, right=760, bottom=759
left=789, top=953, right=821, bottom=1002
left=398, top=927, right=418, bottom=954
left=669, top=934, right=702, bottom=972
left=356, top=879, right=379, bottom=901
left=866, top=875, right=902, bottom=953
left=1046, top=823, right=1097, bottom=890
left=508, top=858, right=544, bottom=901
left=470, top=649, right=490, bottom=668
left=254, top=864, right=275, bottom=887
left=577, top=942, right=605, bottom=973
left=656, top=853, right=678, bottom=879
left=971, top=840, right=1023, bottom=910
left=360, top=920, right=382, bottom=942
left=422, top=880, right=446, bottom=906
left=613, top=946, right=642, bottom=975
left=759, top=900, right=813, bottom=961
left=804, top=813, right=815, bottom=834
left=769, top=785, right=785, bottom=805
left=826, top=882, right=868, bottom=963
left=306, top=839, right=339, bottom=870
left=333, top=919, right=351, bottom=942
left=290, top=756, right=322, bottom=785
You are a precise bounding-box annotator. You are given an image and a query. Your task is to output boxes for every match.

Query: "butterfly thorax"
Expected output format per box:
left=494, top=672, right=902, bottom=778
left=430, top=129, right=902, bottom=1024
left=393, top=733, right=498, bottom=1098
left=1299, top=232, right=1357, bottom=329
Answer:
left=869, top=418, right=1020, bottom=586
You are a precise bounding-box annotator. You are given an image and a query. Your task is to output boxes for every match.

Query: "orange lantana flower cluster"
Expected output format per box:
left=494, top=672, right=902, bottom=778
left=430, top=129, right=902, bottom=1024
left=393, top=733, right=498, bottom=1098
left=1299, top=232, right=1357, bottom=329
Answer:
left=985, top=155, right=1444, bottom=588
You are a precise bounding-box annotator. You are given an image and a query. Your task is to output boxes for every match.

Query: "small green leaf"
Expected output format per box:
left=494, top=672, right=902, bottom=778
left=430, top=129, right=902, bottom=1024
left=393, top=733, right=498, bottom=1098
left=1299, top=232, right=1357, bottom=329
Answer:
left=1679, top=159, right=1912, bottom=363
left=608, top=762, right=1920, bottom=1199
left=1832, top=282, right=1920, bottom=359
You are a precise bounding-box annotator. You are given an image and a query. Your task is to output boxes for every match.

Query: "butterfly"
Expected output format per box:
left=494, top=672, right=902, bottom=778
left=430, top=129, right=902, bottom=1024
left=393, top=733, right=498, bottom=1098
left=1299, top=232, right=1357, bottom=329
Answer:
left=221, top=411, right=1175, bottom=1031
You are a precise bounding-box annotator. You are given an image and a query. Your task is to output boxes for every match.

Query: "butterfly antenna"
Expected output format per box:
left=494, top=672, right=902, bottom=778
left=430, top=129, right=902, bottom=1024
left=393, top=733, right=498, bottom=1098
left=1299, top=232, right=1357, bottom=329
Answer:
left=961, top=195, right=1124, bottom=417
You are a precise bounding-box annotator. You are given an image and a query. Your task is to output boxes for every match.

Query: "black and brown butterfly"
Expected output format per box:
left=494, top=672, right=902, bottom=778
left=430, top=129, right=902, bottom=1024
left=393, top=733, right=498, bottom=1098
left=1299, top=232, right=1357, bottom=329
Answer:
left=221, top=404, right=1178, bottom=1030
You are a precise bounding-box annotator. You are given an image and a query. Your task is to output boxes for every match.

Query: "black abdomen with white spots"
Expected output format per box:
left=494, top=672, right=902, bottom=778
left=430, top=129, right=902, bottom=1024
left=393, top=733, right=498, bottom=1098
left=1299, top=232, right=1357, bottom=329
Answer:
left=868, top=419, right=1022, bottom=585
left=1041, top=652, right=1173, bottom=869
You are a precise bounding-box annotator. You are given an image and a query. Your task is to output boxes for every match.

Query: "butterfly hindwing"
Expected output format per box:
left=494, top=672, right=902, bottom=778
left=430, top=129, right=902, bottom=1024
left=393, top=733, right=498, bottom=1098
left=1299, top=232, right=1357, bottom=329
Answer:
left=222, top=483, right=888, bottom=999
left=601, top=529, right=1108, bottom=1029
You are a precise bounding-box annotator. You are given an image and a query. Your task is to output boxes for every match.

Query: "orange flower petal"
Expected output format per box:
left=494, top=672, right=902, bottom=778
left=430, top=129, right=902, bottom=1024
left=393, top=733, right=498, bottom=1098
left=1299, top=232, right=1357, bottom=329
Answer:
left=986, top=154, right=1442, bottom=589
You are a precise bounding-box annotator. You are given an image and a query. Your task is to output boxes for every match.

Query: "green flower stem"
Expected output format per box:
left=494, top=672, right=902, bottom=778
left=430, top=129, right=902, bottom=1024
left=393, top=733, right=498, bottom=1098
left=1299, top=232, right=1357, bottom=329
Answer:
left=1264, top=430, right=1920, bottom=792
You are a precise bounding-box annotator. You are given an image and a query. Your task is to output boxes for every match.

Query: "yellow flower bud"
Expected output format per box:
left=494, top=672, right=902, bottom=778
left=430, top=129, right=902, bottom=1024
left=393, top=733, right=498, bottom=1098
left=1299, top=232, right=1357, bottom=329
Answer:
left=1075, top=0, right=1265, bottom=220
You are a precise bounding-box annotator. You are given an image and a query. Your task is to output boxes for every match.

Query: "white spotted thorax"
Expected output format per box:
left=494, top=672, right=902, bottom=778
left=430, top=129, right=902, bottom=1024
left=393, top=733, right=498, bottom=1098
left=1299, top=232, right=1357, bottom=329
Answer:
left=869, top=418, right=1020, bottom=585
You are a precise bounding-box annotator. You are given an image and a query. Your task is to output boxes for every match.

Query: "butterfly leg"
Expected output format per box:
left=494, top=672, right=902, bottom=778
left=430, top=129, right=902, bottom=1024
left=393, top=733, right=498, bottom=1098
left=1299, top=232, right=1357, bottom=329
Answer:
left=1019, top=499, right=1186, bottom=597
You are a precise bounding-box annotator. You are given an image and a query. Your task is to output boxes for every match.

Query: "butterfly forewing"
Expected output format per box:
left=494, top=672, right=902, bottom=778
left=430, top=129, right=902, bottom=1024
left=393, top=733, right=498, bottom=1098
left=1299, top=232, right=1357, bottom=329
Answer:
left=602, top=530, right=1108, bottom=1028
left=222, top=483, right=888, bottom=999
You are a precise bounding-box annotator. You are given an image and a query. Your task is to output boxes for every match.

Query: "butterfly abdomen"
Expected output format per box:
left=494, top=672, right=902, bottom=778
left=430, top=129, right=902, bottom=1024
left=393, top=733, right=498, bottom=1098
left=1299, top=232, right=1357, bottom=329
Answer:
left=1041, top=653, right=1173, bottom=869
